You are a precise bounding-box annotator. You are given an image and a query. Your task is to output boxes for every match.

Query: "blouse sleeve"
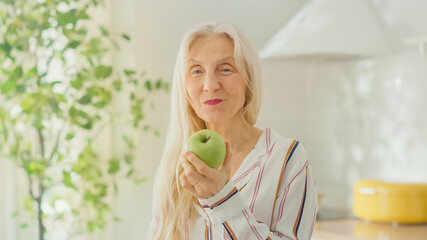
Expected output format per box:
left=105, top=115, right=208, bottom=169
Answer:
left=198, top=142, right=318, bottom=240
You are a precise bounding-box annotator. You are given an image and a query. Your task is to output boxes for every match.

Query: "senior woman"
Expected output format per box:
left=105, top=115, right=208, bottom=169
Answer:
left=148, top=21, right=317, bottom=240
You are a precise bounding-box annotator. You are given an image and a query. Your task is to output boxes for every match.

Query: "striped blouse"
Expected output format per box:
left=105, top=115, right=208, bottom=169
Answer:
left=148, top=128, right=318, bottom=240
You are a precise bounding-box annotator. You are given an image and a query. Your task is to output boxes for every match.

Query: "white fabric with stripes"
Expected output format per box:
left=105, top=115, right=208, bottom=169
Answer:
left=148, top=128, right=318, bottom=240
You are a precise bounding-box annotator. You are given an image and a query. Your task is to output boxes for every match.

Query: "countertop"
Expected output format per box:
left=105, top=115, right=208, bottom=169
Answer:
left=312, top=218, right=427, bottom=240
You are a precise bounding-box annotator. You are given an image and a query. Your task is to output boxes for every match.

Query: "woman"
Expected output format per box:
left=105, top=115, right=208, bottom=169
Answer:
left=148, top=21, right=317, bottom=240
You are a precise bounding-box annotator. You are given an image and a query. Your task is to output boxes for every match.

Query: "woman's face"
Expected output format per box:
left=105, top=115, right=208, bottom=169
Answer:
left=185, top=35, right=247, bottom=125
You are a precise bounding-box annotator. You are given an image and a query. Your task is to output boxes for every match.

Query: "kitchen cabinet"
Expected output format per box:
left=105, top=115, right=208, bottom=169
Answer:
left=313, top=218, right=427, bottom=240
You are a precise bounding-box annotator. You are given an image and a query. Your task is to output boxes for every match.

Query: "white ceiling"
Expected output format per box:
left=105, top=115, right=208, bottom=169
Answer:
left=109, top=0, right=427, bottom=80
left=109, top=0, right=308, bottom=80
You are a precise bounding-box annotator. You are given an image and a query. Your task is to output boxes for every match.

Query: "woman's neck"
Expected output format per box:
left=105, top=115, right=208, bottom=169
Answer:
left=205, top=118, right=260, bottom=154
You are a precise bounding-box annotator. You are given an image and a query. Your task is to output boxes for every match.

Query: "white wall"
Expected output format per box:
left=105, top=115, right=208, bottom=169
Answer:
left=108, top=1, right=308, bottom=240
left=258, top=50, right=427, bottom=211
left=110, top=0, right=427, bottom=238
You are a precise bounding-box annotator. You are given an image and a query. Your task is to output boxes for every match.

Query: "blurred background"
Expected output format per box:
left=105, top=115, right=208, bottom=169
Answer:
left=1, top=0, right=427, bottom=239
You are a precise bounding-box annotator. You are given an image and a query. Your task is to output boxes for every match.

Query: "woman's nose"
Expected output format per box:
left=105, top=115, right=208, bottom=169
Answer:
left=203, top=71, right=221, bottom=93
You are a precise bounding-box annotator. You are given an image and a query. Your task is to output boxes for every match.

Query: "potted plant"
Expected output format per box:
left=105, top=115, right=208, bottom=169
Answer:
left=0, top=0, right=168, bottom=239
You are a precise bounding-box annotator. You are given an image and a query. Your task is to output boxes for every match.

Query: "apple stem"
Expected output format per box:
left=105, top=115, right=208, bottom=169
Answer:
left=204, top=136, right=211, bottom=143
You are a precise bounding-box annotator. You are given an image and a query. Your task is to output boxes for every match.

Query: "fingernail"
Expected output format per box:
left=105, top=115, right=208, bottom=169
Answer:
left=185, top=151, right=191, bottom=157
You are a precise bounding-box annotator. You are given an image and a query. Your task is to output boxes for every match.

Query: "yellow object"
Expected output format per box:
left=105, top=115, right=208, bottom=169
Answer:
left=353, top=179, right=427, bottom=223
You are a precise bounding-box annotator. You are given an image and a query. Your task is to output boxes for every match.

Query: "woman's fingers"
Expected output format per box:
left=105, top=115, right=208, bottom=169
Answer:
left=180, top=173, right=195, bottom=192
left=180, top=171, right=210, bottom=198
left=180, top=153, right=196, bottom=172
left=181, top=155, right=210, bottom=185
left=185, top=150, right=227, bottom=180
left=180, top=149, right=230, bottom=199
left=183, top=151, right=210, bottom=174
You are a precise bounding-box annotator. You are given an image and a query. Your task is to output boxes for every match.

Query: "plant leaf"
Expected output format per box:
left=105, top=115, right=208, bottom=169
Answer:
left=99, top=25, right=109, bottom=37
left=65, top=132, right=75, bottom=140
left=71, top=73, right=85, bottom=89
left=11, top=211, right=19, bottom=218
left=1, top=80, right=16, bottom=94
left=113, top=79, right=122, bottom=91
left=108, top=158, right=120, bottom=174
left=121, top=34, right=130, bottom=41
left=124, top=69, right=135, bottom=76
left=63, top=171, right=78, bottom=191
left=126, top=169, right=134, bottom=177
left=57, top=9, right=78, bottom=26
left=125, top=154, right=133, bottom=164
left=144, top=80, right=152, bottom=91
left=10, top=66, right=23, bottom=81
left=78, top=95, right=92, bottom=105
left=94, top=65, right=112, bottom=79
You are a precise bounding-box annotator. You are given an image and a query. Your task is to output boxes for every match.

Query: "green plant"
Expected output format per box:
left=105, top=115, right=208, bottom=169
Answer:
left=0, top=0, right=169, bottom=239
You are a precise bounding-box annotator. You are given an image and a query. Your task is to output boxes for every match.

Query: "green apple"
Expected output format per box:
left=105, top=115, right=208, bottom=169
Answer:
left=185, top=129, right=226, bottom=169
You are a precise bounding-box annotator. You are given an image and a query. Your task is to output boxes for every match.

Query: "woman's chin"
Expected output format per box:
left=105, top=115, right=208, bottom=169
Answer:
left=201, top=114, right=225, bottom=125
left=201, top=114, right=240, bottom=126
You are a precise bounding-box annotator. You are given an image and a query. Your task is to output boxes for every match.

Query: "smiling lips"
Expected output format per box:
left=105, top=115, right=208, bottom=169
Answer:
left=204, top=99, right=223, bottom=105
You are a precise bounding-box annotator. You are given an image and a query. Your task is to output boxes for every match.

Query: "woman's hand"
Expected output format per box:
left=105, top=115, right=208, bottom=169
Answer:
left=180, top=142, right=232, bottom=199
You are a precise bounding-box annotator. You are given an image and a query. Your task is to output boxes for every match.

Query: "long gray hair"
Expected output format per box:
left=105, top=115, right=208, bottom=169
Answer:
left=152, top=21, right=263, bottom=240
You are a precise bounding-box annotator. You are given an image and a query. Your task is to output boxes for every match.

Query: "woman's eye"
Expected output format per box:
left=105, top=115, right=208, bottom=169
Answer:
left=191, top=69, right=202, bottom=75
left=220, top=68, right=233, bottom=74
left=220, top=64, right=234, bottom=73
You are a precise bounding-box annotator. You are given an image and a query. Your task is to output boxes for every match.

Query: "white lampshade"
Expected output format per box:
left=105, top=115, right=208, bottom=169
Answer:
left=259, top=0, right=395, bottom=59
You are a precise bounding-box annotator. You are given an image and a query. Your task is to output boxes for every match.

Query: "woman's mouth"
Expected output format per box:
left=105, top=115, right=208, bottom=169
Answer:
left=204, top=99, right=223, bottom=105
